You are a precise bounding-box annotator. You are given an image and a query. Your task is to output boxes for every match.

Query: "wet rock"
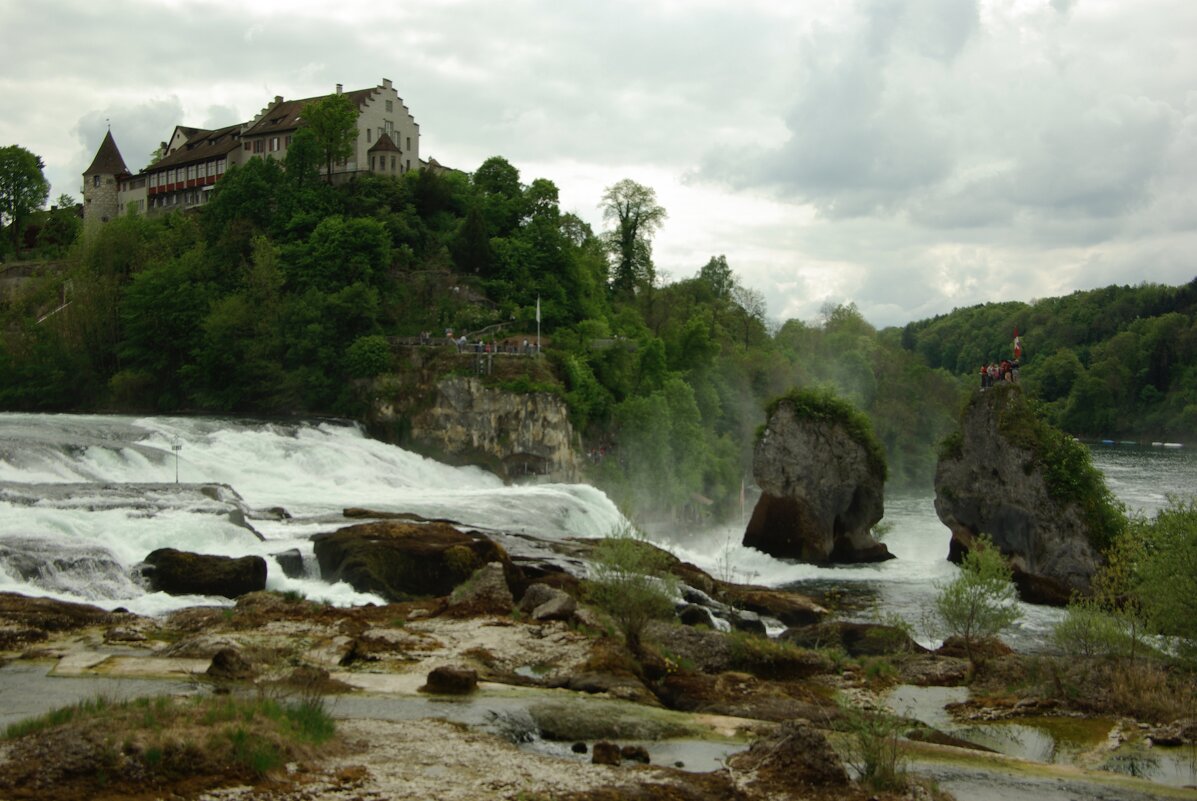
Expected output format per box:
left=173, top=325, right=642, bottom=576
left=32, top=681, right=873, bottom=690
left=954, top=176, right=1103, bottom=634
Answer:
left=571, top=741, right=588, bottom=754
left=779, top=621, right=928, bottom=656
left=448, top=562, right=514, bottom=615
left=419, top=665, right=478, bottom=695
left=566, top=671, right=660, bottom=706
left=936, top=635, right=1013, bottom=661
left=678, top=604, right=717, bottom=628
left=272, top=548, right=306, bottom=579
left=592, top=740, right=621, bottom=765
left=620, top=744, right=651, bottom=764
left=730, top=610, right=767, bottom=636
left=715, top=584, right=827, bottom=627
left=206, top=646, right=254, bottom=680
left=313, top=521, right=521, bottom=601
left=898, top=654, right=970, bottom=686
left=743, top=392, right=891, bottom=564
left=143, top=548, right=267, bottom=599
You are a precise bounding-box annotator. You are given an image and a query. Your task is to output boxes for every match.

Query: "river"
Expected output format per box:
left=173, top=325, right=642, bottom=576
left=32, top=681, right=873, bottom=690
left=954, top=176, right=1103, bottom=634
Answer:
left=1, top=414, right=1194, bottom=650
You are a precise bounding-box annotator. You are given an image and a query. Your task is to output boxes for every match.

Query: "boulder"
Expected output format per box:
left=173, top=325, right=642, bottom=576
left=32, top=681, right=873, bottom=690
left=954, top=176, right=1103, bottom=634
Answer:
left=728, top=719, right=849, bottom=790
left=591, top=741, right=622, bottom=766
left=419, top=665, right=478, bottom=695
left=206, top=646, right=254, bottom=680
left=714, top=584, right=827, bottom=627
left=272, top=548, right=306, bottom=579
left=934, top=384, right=1115, bottom=603
left=518, top=582, right=577, bottom=621
left=677, top=604, right=717, bottom=628
left=742, top=392, right=891, bottom=563
left=143, top=548, right=266, bottom=599
left=448, top=562, right=515, bottom=615
left=312, top=521, right=519, bottom=602
left=779, top=621, right=928, bottom=657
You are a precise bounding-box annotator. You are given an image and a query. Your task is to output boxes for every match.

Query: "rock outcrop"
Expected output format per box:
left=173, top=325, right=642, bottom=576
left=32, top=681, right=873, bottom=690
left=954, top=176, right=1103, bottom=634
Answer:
left=934, top=383, right=1113, bottom=604
left=373, top=374, right=580, bottom=482
left=142, top=549, right=267, bottom=599
left=742, top=392, right=891, bottom=563
left=312, top=521, right=521, bottom=602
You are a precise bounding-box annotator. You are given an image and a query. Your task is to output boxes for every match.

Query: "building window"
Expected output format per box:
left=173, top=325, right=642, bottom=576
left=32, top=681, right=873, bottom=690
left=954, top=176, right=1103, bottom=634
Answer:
left=187, top=165, right=196, bottom=180
left=391, top=156, right=396, bottom=171
left=406, top=158, right=411, bottom=171
left=253, top=140, right=263, bottom=153
left=366, top=128, right=372, bottom=143
left=385, top=100, right=393, bottom=112
left=93, top=175, right=100, bottom=187
left=384, top=120, right=393, bottom=136
left=270, top=137, right=279, bottom=152
left=244, top=142, right=251, bottom=151
left=407, top=136, right=411, bottom=150
left=285, top=135, right=292, bottom=147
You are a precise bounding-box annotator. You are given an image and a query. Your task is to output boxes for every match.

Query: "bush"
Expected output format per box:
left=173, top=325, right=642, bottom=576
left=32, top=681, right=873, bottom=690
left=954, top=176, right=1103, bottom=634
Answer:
left=345, top=335, right=391, bottom=378
left=1051, top=599, right=1138, bottom=661
left=839, top=701, right=907, bottom=792
left=584, top=525, right=677, bottom=655
left=934, top=534, right=1020, bottom=668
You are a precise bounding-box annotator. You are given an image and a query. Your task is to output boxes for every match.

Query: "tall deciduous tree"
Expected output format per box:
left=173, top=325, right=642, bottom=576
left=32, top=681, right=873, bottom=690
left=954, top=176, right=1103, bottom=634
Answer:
left=600, top=179, right=666, bottom=299
left=301, top=94, right=358, bottom=184
left=0, top=145, right=50, bottom=257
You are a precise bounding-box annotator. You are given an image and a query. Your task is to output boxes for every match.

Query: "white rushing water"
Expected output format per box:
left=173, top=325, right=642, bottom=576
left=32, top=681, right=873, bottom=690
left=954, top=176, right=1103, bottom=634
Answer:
left=1, top=413, right=1193, bottom=645
left=0, top=413, right=626, bottom=615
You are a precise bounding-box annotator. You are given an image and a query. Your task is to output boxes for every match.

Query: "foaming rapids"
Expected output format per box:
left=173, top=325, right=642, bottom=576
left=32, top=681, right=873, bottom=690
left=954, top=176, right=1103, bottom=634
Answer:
left=0, top=413, right=626, bottom=615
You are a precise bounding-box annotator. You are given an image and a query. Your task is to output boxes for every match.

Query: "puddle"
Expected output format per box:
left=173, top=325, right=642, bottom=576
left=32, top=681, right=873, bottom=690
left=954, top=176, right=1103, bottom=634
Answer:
left=885, top=684, right=968, bottom=729
left=1103, top=743, right=1197, bottom=788
left=0, top=661, right=198, bottom=729
left=521, top=738, right=744, bottom=772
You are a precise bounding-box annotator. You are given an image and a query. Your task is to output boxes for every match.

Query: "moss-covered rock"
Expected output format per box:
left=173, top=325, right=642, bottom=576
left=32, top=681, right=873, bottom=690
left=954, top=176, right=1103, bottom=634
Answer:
left=311, top=521, right=520, bottom=601
left=143, top=548, right=267, bottom=599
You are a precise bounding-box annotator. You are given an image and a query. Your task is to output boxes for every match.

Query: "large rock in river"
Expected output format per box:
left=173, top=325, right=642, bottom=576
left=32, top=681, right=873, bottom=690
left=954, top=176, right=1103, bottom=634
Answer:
left=312, top=521, right=520, bottom=601
left=143, top=548, right=267, bottom=599
left=742, top=391, right=891, bottom=563
left=934, top=383, right=1121, bottom=605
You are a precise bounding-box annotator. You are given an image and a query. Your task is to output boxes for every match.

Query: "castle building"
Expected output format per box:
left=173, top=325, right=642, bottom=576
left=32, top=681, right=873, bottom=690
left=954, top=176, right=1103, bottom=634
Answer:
left=84, top=78, right=422, bottom=225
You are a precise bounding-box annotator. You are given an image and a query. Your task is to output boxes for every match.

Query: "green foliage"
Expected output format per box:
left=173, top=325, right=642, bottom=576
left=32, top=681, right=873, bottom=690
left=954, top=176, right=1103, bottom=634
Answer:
left=0, top=144, right=50, bottom=257
left=839, top=700, right=908, bottom=792
left=601, top=179, right=666, bottom=298
left=302, top=92, right=358, bottom=183
left=345, top=335, right=392, bottom=378
left=989, top=385, right=1126, bottom=552
left=1125, top=497, right=1197, bottom=660
left=584, top=526, right=678, bottom=654
left=1052, top=598, right=1140, bottom=661
left=934, top=534, right=1021, bottom=668
left=764, top=387, right=888, bottom=482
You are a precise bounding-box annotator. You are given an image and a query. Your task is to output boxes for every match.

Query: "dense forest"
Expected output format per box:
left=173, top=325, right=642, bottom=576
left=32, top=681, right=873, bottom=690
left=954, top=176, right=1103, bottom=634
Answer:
left=1, top=149, right=1193, bottom=522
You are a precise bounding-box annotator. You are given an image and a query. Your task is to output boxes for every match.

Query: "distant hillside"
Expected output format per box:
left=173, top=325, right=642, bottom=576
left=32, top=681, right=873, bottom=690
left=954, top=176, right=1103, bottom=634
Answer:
left=899, top=279, right=1197, bottom=440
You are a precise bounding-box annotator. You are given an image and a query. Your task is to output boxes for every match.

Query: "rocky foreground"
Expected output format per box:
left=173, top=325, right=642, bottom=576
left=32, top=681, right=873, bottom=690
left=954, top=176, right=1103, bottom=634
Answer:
left=0, top=530, right=1193, bottom=800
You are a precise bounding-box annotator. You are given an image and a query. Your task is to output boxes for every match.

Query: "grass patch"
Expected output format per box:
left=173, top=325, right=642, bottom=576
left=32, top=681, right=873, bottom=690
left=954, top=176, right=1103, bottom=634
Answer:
left=1, top=692, right=337, bottom=793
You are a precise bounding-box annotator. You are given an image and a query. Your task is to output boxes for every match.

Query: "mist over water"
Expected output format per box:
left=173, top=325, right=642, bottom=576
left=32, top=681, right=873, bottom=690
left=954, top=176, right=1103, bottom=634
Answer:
left=1, top=413, right=1193, bottom=646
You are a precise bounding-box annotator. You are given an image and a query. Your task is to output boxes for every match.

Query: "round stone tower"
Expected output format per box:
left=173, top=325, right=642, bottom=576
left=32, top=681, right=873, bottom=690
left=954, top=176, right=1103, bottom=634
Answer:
left=82, top=130, right=129, bottom=226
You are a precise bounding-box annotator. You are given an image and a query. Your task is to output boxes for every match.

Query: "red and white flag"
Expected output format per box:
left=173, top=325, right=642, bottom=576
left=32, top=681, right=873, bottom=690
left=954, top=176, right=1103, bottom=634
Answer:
left=1013, top=327, right=1023, bottom=359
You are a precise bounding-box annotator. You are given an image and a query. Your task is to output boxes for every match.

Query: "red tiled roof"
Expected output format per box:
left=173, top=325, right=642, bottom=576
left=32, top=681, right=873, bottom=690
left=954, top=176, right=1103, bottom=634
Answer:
left=85, top=131, right=130, bottom=176
left=243, top=88, right=375, bottom=137
left=149, top=124, right=242, bottom=172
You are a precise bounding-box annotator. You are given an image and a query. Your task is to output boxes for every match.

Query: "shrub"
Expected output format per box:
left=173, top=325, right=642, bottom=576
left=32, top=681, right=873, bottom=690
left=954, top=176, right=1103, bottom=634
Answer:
left=934, top=534, right=1020, bottom=669
left=345, top=334, right=391, bottom=378
left=839, top=701, right=908, bottom=792
left=584, top=525, right=677, bottom=655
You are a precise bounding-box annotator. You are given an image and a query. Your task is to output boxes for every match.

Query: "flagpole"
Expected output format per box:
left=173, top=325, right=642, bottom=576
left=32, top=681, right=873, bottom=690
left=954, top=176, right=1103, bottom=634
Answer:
left=536, top=295, right=541, bottom=356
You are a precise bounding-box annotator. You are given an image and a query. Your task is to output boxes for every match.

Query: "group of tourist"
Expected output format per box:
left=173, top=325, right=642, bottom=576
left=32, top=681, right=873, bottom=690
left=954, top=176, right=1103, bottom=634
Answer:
left=980, top=359, right=1020, bottom=388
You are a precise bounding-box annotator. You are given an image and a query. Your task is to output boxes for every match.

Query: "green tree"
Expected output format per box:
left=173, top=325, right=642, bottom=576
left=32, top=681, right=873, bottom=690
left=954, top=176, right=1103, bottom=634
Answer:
left=934, top=535, right=1021, bottom=668
left=1130, top=497, right=1197, bottom=659
left=0, top=145, right=51, bottom=257
left=600, top=179, right=666, bottom=298
left=302, top=93, right=358, bottom=184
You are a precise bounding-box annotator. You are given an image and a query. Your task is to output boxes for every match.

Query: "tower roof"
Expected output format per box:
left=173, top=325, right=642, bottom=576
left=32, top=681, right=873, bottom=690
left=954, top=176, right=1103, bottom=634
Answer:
left=85, top=130, right=130, bottom=176
left=368, top=131, right=401, bottom=153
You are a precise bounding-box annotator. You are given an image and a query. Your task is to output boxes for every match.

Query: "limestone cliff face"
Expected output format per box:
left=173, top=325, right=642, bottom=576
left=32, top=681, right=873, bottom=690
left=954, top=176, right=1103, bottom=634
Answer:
left=373, top=376, right=579, bottom=483
left=934, top=384, right=1102, bottom=605
left=742, top=397, right=890, bottom=563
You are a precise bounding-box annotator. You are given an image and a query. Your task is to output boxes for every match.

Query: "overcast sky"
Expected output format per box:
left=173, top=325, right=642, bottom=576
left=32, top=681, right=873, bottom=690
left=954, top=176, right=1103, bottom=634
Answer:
left=3, top=0, right=1194, bottom=327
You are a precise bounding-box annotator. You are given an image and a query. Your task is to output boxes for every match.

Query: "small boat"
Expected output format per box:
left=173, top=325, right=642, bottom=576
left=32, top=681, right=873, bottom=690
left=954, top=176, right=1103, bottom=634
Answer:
left=1163, top=442, right=1184, bottom=449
